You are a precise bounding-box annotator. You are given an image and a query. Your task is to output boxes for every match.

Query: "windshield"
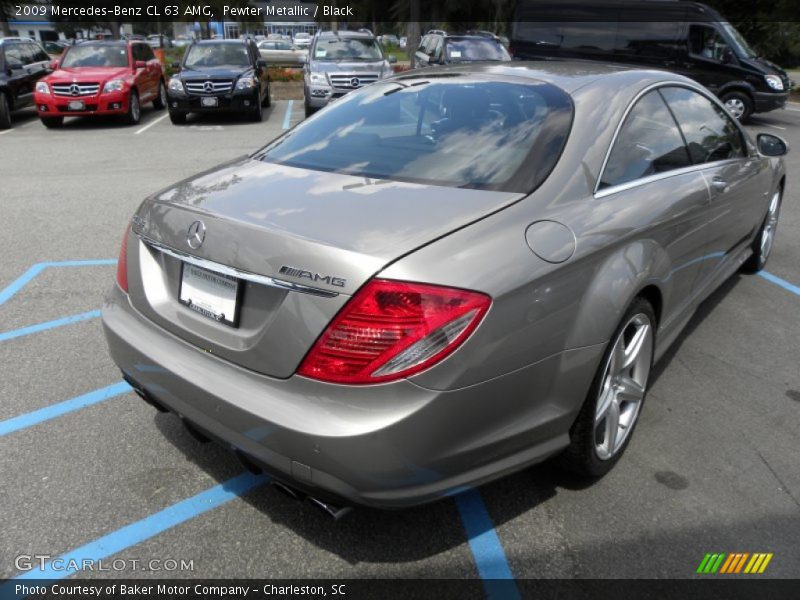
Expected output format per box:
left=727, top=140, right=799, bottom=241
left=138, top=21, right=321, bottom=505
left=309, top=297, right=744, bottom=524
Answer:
left=256, top=78, right=573, bottom=192
left=312, top=37, right=383, bottom=61
left=446, top=39, right=510, bottom=62
left=184, top=44, right=250, bottom=69
left=60, top=45, right=129, bottom=68
left=722, top=23, right=757, bottom=59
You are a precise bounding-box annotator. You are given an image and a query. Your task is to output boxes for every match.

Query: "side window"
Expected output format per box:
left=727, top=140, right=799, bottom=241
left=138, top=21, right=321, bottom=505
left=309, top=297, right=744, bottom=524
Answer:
left=688, top=25, right=731, bottom=62
left=432, top=38, right=443, bottom=62
left=130, top=44, right=141, bottom=61
left=142, top=44, right=156, bottom=61
left=19, top=43, right=37, bottom=65
left=5, top=43, right=24, bottom=66
left=599, top=91, right=691, bottom=189
left=29, top=43, right=50, bottom=63
left=660, top=87, right=745, bottom=163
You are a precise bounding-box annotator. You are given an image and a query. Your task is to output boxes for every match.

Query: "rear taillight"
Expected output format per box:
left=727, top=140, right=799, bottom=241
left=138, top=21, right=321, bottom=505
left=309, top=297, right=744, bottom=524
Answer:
left=298, top=279, right=491, bottom=385
left=116, top=227, right=130, bottom=293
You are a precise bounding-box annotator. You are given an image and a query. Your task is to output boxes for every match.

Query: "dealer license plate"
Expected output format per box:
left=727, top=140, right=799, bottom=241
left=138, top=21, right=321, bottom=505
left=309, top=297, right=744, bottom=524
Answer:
left=201, top=96, right=218, bottom=107
left=67, top=100, right=85, bottom=111
left=179, top=263, right=240, bottom=327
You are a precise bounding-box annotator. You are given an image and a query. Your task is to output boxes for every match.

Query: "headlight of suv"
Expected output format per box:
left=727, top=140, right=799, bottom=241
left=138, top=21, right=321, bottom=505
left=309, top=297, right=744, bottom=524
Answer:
left=236, top=76, right=257, bottom=90
left=103, top=79, right=125, bottom=94
left=308, top=72, right=328, bottom=85
left=765, top=74, right=784, bottom=91
left=168, top=78, right=185, bottom=93
left=35, top=81, right=50, bottom=95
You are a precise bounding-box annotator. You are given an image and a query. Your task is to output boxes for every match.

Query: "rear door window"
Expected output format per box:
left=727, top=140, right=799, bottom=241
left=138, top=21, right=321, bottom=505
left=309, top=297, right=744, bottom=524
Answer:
left=660, top=87, right=745, bottom=163
left=599, top=90, right=691, bottom=189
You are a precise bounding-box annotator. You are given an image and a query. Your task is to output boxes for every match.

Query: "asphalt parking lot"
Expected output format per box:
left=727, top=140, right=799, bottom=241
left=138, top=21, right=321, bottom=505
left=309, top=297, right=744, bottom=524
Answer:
left=1, top=98, right=799, bottom=587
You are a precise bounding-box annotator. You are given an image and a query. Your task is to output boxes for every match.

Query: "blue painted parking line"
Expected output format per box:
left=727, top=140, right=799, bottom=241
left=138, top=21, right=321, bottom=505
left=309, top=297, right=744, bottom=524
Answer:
left=282, top=99, right=294, bottom=130
left=455, top=489, right=520, bottom=600
left=7, top=472, right=268, bottom=582
left=0, top=309, right=100, bottom=343
left=0, top=381, right=130, bottom=437
left=760, top=270, right=800, bottom=297
left=0, top=259, right=116, bottom=306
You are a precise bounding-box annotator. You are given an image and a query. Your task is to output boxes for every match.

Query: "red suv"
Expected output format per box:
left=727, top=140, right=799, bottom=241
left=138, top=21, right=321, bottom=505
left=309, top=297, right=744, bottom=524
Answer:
left=34, top=40, right=166, bottom=128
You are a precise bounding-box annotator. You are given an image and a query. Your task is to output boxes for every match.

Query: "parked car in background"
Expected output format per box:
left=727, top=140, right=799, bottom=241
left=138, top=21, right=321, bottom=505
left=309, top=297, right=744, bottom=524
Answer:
left=103, top=62, right=787, bottom=510
left=33, top=40, right=166, bottom=128
left=43, top=41, right=68, bottom=56
left=146, top=34, right=172, bottom=49
left=258, top=40, right=306, bottom=67
left=304, top=29, right=396, bottom=117
left=293, top=32, right=312, bottom=49
left=173, top=36, right=193, bottom=48
left=0, top=38, right=52, bottom=129
left=511, top=0, right=791, bottom=120
left=166, top=39, right=270, bottom=124
left=378, top=34, right=400, bottom=47
left=415, top=33, right=511, bottom=67
left=399, top=36, right=407, bottom=49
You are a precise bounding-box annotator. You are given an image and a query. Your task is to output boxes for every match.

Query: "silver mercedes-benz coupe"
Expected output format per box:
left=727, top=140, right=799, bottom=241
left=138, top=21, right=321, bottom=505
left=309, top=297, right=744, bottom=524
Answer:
left=103, top=62, right=787, bottom=509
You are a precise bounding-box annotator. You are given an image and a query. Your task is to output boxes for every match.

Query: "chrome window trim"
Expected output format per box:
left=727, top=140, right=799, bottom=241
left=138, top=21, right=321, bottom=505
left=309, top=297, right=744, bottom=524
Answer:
left=137, top=233, right=340, bottom=299
left=594, top=159, right=741, bottom=199
left=593, top=80, right=751, bottom=198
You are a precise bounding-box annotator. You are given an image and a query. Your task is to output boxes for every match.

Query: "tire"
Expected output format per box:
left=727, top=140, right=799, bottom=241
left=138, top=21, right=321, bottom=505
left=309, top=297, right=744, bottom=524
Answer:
left=0, top=92, right=11, bottom=129
left=742, top=187, right=782, bottom=273
left=125, top=89, right=141, bottom=125
left=153, top=80, right=167, bottom=110
left=304, top=97, right=316, bottom=118
left=261, top=84, right=271, bottom=107
left=248, top=96, right=263, bottom=122
left=169, top=111, right=186, bottom=125
left=720, top=91, right=753, bottom=122
left=559, top=297, right=656, bottom=478
left=41, top=116, right=64, bottom=129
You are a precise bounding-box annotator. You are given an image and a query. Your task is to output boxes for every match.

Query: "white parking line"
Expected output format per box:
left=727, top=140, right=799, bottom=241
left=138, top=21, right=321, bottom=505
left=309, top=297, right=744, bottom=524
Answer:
left=134, top=113, right=169, bottom=135
left=0, top=129, right=13, bottom=136
left=766, top=123, right=787, bottom=131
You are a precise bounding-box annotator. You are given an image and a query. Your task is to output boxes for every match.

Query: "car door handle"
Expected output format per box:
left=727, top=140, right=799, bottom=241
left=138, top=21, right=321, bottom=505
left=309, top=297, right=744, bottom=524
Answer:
left=710, top=177, right=728, bottom=193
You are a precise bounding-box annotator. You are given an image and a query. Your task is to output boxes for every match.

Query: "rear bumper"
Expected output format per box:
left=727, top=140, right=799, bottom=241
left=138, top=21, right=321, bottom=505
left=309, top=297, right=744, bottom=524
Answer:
left=753, top=90, right=789, bottom=113
left=102, top=284, right=601, bottom=508
left=167, top=90, right=259, bottom=114
left=34, top=90, right=129, bottom=117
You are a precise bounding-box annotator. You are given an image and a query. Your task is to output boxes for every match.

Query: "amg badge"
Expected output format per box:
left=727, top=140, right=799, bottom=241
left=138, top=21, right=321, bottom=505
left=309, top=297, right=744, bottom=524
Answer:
left=279, top=266, right=346, bottom=288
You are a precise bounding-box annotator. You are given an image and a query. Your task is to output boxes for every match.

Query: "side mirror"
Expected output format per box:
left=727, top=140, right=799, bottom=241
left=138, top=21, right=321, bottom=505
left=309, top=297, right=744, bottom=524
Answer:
left=721, top=47, right=734, bottom=64
left=256, top=59, right=267, bottom=69
left=387, top=54, right=397, bottom=64
left=49, top=59, right=60, bottom=70
left=135, top=60, right=147, bottom=69
left=757, top=133, right=788, bottom=157
left=171, top=61, right=182, bottom=73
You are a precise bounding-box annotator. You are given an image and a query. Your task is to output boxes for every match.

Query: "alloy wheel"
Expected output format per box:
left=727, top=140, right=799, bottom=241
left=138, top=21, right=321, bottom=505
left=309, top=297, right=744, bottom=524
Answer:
left=159, top=83, right=167, bottom=107
left=724, top=98, right=745, bottom=120
left=760, top=191, right=781, bottom=261
left=131, top=93, right=140, bottom=122
left=594, top=313, right=653, bottom=460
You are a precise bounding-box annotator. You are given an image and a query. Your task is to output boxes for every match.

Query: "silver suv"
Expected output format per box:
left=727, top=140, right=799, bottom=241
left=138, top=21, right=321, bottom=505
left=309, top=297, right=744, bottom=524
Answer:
left=303, top=30, right=396, bottom=117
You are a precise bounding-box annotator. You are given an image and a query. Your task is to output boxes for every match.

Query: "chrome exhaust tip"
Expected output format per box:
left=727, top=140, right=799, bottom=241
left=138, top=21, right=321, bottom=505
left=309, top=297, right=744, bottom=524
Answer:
left=308, top=496, right=352, bottom=520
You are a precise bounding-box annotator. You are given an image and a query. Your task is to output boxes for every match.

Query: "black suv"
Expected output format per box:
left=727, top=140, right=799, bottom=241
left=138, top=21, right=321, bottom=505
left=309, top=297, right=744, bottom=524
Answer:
left=0, top=38, right=52, bottom=129
left=414, top=32, right=511, bottom=67
left=167, top=39, right=270, bottom=124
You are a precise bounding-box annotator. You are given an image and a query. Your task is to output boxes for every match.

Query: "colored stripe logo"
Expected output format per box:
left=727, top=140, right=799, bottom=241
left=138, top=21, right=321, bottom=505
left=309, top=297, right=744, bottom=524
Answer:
left=697, top=552, right=773, bottom=574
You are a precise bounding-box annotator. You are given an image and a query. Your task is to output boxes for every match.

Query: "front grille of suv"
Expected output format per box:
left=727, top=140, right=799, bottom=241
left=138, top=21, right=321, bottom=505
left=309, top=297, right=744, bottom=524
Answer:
left=184, top=79, right=234, bottom=95
left=52, top=83, right=100, bottom=97
left=328, top=73, right=379, bottom=90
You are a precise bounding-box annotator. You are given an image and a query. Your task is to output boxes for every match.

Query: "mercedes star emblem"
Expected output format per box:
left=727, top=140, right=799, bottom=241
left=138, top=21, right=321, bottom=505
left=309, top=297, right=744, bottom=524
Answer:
left=350, top=77, right=360, bottom=88
left=187, top=221, right=206, bottom=250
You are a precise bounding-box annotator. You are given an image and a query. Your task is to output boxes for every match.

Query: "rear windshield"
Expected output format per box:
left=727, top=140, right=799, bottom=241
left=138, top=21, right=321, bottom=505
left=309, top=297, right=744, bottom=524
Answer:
left=446, top=39, right=510, bottom=62
left=312, top=37, right=383, bottom=61
left=256, top=77, right=573, bottom=192
left=61, top=45, right=129, bottom=68
left=184, top=44, right=250, bottom=69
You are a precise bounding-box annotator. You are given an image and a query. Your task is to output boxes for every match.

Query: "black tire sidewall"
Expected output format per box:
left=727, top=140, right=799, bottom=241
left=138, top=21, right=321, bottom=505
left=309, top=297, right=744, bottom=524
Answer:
left=127, top=90, right=141, bottom=124
left=0, top=93, right=11, bottom=129
left=720, top=91, right=753, bottom=122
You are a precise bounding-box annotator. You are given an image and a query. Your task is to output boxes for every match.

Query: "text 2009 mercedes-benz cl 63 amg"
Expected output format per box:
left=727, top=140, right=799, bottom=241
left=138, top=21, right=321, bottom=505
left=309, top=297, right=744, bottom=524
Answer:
left=103, top=62, right=787, bottom=509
